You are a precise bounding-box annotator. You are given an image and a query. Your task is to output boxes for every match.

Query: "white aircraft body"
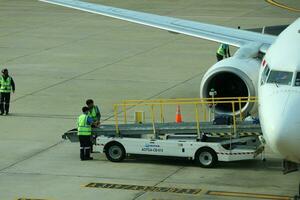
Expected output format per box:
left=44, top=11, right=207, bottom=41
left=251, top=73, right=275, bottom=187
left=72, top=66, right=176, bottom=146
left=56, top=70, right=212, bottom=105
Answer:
left=39, top=0, right=300, bottom=164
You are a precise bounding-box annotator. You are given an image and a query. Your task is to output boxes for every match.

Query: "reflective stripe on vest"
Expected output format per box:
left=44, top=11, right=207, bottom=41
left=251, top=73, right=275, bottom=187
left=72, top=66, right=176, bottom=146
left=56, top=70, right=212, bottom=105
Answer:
left=0, top=76, right=12, bottom=93
left=217, top=44, right=225, bottom=56
left=89, top=106, right=99, bottom=121
left=77, top=114, right=92, bottom=136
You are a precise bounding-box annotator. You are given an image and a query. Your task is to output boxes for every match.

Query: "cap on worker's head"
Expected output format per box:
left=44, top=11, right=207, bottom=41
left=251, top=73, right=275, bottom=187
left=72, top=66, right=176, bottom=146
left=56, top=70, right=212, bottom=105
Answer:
left=1, top=68, right=8, bottom=73
left=86, top=99, right=94, bottom=105
left=82, top=106, right=89, bottom=113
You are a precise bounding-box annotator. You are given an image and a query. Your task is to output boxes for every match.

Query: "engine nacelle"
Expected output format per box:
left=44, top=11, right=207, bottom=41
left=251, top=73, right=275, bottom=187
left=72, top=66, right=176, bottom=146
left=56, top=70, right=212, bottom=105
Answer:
left=200, top=57, right=260, bottom=115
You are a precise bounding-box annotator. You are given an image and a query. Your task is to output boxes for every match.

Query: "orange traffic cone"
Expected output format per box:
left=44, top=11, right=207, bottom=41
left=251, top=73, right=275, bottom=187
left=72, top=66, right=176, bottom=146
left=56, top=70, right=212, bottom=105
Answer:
left=175, top=105, right=183, bottom=123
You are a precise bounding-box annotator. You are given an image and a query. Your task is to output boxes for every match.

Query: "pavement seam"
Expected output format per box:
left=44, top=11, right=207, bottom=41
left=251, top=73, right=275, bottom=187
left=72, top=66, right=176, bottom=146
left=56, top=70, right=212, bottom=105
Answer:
left=11, top=36, right=181, bottom=103
left=0, top=140, right=63, bottom=172
left=162, top=2, right=198, bottom=16
left=0, top=171, right=158, bottom=182
left=131, top=166, right=185, bottom=200
left=235, top=2, right=271, bottom=19
left=0, top=15, right=90, bottom=61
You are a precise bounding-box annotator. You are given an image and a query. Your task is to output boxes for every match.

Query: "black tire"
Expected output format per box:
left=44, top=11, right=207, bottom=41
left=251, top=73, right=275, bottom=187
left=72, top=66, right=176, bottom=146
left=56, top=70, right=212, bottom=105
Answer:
left=195, top=147, right=218, bottom=168
left=105, top=143, right=126, bottom=162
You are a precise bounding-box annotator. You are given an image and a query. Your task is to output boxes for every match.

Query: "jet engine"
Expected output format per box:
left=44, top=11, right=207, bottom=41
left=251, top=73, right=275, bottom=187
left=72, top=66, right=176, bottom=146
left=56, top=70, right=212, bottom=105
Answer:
left=200, top=56, right=261, bottom=115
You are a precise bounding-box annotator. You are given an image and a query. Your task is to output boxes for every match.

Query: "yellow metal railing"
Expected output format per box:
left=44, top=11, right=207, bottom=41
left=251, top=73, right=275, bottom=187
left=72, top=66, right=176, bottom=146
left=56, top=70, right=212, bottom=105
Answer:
left=113, top=97, right=258, bottom=137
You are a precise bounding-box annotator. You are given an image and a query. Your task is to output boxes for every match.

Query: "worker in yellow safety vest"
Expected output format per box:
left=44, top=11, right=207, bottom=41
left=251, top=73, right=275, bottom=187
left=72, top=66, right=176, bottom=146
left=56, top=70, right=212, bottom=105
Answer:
left=216, top=44, right=230, bottom=61
left=0, top=68, right=15, bottom=115
left=77, top=106, right=94, bottom=160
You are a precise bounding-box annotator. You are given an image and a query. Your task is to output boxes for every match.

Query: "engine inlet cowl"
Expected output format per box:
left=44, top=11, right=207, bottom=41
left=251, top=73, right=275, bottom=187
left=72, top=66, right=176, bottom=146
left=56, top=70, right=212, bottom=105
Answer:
left=200, top=57, right=260, bottom=115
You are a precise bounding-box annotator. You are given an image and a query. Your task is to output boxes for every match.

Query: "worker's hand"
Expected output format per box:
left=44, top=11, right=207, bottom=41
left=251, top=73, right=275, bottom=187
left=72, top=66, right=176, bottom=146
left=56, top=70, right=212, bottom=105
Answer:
left=92, top=121, right=100, bottom=127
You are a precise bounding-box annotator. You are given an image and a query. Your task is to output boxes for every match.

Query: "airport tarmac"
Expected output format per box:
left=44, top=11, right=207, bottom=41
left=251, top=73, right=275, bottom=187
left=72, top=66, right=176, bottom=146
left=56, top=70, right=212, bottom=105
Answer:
left=0, top=0, right=300, bottom=199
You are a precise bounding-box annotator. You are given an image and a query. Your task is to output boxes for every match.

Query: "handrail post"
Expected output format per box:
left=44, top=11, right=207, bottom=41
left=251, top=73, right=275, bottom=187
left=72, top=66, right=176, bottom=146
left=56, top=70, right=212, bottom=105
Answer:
left=150, top=104, right=157, bottom=138
left=114, top=104, right=120, bottom=137
left=202, top=101, right=207, bottom=121
left=160, top=101, right=164, bottom=123
left=195, top=104, right=201, bottom=139
left=232, top=102, right=237, bottom=137
left=238, top=97, right=242, bottom=121
left=123, top=104, right=127, bottom=124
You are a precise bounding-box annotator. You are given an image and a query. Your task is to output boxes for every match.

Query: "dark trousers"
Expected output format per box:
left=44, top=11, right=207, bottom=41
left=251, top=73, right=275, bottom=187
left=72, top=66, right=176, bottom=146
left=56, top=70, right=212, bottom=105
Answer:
left=79, top=135, right=92, bottom=160
left=90, top=135, right=95, bottom=153
left=216, top=53, right=223, bottom=61
left=0, top=92, right=10, bottom=114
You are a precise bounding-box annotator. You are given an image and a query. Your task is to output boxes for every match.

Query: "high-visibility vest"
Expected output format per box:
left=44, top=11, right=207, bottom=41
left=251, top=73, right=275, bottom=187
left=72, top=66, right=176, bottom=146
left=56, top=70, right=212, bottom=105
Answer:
left=88, top=106, right=100, bottom=121
left=0, top=76, right=12, bottom=93
left=77, top=114, right=92, bottom=136
left=217, top=44, right=227, bottom=56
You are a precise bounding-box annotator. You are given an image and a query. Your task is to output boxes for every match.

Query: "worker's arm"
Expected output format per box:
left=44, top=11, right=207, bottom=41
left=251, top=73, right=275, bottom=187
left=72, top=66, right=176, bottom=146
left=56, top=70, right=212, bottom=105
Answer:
left=11, top=77, right=15, bottom=92
left=95, top=106, right=101, bottom=121
left=87, top=116, right=95, bottom=126
left=88, top=116, right=100, bottom=128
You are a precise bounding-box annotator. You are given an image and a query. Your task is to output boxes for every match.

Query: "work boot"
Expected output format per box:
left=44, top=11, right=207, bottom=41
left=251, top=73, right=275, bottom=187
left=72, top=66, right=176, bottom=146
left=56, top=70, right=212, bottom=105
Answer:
left=85, top=148, right=93, bottom=160
left=5, top=104, right=9, bottom=115
left=80, top=148, right=85, bottom=160
left=0, top=103, right=4, bottom=114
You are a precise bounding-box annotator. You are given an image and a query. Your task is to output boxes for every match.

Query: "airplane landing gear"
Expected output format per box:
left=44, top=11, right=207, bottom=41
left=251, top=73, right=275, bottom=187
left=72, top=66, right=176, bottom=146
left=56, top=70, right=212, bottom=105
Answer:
left=294, top=182, right=300, bottom=200
left=282, top=160, right=299, bottom=200
left=283, top=160, right=298, bottom=174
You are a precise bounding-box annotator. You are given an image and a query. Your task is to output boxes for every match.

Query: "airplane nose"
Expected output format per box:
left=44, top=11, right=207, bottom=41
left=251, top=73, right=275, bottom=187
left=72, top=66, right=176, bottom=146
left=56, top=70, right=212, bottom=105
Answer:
left=260, top=92, right=288, bottom=152
left=263, top=93, right=300, bottom=163
left=279, top=94, right=300, bottom=162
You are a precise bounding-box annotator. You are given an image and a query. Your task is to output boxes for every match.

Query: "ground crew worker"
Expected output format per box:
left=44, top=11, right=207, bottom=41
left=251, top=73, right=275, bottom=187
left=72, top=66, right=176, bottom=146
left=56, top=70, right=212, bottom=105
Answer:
left=86, top=99, right=101, bottom=127
left=77, top=106, right=94, bottom=160
left=216, top=43, right=230, bottom=61
left=244, top=112, right=255, bottom=122
left=86, top=99, right=101, bottom=153
left=0, top=68, right=15, bottom=115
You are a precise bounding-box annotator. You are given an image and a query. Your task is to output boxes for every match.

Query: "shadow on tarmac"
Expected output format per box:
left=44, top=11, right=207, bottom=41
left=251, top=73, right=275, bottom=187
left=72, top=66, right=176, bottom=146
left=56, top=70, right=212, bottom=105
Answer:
left=118, top=154, right=283, bottom=171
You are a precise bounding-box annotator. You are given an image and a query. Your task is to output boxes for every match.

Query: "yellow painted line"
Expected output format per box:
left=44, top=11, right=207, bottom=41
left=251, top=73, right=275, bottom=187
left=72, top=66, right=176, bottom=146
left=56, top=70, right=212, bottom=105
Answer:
left=207, top=191, right=292, bottom=200
left=266, top=0, right=300, bottom=12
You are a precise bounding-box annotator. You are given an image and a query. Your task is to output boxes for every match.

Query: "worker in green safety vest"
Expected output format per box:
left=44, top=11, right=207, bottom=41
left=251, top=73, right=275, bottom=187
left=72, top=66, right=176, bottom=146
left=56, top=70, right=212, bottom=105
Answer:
left=86, top=99, right=101, bottom=127
left=86, top=99, right=101, bottom=153
left=77, top=106, right=94, bottom=160
left=0, top=68, right=15, bottom=115
left=216, top=43, right=230, bottom=61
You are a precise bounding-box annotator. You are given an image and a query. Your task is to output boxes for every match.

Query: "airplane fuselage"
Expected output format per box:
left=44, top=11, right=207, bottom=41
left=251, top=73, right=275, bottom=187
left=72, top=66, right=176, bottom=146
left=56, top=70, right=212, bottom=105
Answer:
left=258, top=18, right=300, bottom=163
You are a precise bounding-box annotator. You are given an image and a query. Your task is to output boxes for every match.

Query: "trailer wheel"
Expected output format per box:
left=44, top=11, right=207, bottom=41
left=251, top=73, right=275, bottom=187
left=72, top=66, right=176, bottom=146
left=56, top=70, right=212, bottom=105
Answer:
left=105, top=143, right=126, bottom=162
left=195, top=147, right=218, bottom=168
